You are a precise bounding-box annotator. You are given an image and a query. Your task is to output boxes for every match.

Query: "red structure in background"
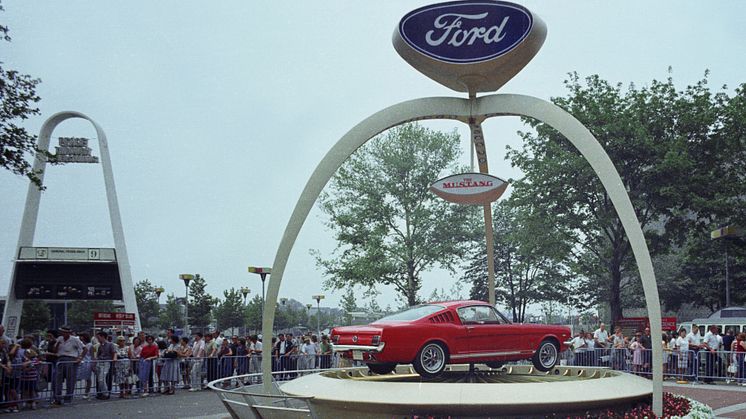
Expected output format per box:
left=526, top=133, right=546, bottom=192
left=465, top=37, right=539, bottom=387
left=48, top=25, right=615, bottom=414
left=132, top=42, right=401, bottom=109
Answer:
left=616, top=316, right=678, bottom=334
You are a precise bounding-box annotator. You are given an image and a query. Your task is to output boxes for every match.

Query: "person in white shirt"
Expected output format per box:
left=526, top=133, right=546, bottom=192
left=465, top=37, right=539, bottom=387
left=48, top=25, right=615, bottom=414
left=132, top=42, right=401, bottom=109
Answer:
left=584, top=332, right=596, bottom=366
left=250, top=334, right=263, bottom=382
left=189, top=333, right=206, bottom=392
left=686, top=325, right=702, bottom=349
left=675, top=328, right=690, bottom=382
left=593, top=323, right=610, bottom=349
left=53, top=326, right=87, bottom=406
left=570, top=331, right=586, bottom=366
left=702, top=325, right=720, bottom=383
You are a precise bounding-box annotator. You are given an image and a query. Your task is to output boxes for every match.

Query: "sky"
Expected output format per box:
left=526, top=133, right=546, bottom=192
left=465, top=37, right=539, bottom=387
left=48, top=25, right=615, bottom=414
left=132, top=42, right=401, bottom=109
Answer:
left=1, top=1, right=745, bottom=313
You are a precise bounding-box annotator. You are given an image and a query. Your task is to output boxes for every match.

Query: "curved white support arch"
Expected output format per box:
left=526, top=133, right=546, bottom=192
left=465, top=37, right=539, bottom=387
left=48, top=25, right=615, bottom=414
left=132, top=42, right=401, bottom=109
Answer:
left=261, top=94, right=662, bottom=414
left=2, top=111, right=141, bottom=332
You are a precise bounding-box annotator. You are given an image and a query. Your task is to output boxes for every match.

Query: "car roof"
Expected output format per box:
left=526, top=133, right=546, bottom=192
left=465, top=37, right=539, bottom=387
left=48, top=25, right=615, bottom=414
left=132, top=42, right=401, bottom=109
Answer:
left=426, top=300, right=490, bottom=309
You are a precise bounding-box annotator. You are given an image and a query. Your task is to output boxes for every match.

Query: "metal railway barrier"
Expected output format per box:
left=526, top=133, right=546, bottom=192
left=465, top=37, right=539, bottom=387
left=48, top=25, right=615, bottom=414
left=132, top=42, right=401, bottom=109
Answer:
left=1, top=348, right=742, bottom=413
left=0, top=353, right=352, bottom=412
left=561, top=348, right=746, bottom=384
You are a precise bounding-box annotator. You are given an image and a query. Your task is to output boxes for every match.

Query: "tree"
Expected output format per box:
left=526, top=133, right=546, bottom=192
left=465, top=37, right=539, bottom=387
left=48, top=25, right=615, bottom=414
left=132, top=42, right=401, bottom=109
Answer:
left=339, top=286, right=358, bottom=326
left=506, top=71, right=745, bottom=321
left=188, top=274, right=215, bottom=328
left=214, top=288, right=245, bottom=331
left=316, top=123, right=479, bottom=306
left=160, top=294, right=185, bottom=329
left=462, top=202, right=570, bottom=322
left=244, top=295, right=263, bottom=334
left=67, top=301, right=114, bottom=332
left=1, top=3, right=49, bottom=188
left=135, top=279, right=161, bottom=329
left=20, top=301, right=51, bottom=333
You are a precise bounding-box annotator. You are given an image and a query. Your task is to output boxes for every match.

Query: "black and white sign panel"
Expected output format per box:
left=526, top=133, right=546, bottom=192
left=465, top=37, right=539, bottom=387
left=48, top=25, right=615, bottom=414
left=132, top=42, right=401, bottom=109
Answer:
left=13, top=261, right=123, bottom=300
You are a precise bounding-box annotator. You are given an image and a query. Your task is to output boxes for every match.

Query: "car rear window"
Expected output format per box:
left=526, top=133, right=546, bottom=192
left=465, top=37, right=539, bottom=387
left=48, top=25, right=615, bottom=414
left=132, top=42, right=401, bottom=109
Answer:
left=373, top=304, right=445, bottom=322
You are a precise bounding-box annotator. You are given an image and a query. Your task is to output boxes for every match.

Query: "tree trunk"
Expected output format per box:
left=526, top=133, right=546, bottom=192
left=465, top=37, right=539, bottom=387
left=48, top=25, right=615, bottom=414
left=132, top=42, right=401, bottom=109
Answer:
left=407, top=259, right=417, bottom=306
left=609, top=260, right=622, bottom=325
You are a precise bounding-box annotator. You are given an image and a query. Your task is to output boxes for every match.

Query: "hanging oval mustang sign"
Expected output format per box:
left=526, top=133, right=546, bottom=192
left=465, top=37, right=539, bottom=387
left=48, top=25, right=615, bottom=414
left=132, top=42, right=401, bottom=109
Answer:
left=392, top=1, right=546, bottom=93
left=430, top=173, right=508, bottom=205
left=399, top=1, right=533, bottom=64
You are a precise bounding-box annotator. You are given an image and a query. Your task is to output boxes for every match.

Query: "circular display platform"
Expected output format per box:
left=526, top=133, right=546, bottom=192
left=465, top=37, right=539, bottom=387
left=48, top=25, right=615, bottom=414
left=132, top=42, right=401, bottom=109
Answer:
left=280, top=364, right=652, bottom=418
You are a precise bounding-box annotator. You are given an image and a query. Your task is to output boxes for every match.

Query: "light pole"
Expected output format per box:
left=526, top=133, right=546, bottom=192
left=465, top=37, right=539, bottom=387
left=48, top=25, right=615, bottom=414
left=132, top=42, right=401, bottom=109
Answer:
left=179, top=274, right=194, bottom=334
left=312, top=294, right=325, bottom=336
left=154, top=286, right=164, bottom=301
left=248, top=267, right=271, bottom=317
left=240, top=287, right=250, bottom=335
left=711, top=225, right=742, bottom=308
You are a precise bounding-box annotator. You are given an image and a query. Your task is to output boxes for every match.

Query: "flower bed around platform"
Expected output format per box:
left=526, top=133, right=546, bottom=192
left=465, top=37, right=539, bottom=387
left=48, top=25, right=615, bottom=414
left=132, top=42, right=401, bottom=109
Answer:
left=550, top=392, right=713, bottom=419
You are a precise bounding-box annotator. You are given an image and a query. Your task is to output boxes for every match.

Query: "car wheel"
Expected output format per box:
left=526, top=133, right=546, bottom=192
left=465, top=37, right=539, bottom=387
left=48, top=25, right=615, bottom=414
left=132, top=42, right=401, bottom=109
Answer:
left=485, top=361, right=504, bottom=369
left=367, top=363, right=397, bottom=375
left=532, top=339, right=559, bottom=372
left=413, top=342, right=448, bottom=378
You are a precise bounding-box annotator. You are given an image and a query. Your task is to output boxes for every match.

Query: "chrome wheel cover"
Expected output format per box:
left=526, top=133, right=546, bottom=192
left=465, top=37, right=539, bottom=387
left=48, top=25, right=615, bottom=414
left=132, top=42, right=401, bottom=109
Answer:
left=421, top=343, right=445, bottom=373
left=539, top=342, right=557, bottom=368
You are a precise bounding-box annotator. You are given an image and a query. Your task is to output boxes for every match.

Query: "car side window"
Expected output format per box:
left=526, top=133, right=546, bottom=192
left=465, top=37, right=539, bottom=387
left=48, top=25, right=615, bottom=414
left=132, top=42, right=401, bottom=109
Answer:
left=458, top=307, right=478, bottom=324
left=458, top=306, right=502, bottom=324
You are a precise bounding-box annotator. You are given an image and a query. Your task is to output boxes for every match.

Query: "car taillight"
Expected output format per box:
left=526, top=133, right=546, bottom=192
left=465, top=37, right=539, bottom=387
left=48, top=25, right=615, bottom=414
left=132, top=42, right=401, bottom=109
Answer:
left=371, top=335, right=380, bottom=345
left=332, top=335, right=339, bottom=344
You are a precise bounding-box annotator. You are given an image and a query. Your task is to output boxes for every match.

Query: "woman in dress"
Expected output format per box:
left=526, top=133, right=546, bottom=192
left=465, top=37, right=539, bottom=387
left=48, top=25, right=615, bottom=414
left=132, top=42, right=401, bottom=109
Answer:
left=735, top=332, right=746, bottom=386
left=114, top=336, right=134, bottom=398
left=675, top=328, right=690, bottom=383
left=138, top=335, right=159, bottom=396
left=630, top=332, right=643, bottom=375
left=130, top=337, right=142, bottom=390
left=178, top=337, right=192, bottom=389
left=160, top=336, right=180, bottom=395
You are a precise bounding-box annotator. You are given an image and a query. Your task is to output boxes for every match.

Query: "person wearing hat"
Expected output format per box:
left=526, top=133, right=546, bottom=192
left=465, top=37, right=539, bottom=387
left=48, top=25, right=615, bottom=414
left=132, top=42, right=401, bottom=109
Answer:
left=52, top=326, right=86, bottom=406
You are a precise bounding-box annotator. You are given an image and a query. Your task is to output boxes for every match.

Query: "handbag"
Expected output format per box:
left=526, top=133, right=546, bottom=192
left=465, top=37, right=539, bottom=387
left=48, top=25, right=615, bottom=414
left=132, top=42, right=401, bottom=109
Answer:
left=728, top=363, right=738, bottom=374
left=163, top=350, right=178, bottom=359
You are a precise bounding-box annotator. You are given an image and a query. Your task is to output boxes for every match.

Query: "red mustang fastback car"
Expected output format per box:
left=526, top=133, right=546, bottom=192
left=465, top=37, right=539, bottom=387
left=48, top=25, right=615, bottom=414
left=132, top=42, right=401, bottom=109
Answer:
left=331, top=300, right=571, bottom=377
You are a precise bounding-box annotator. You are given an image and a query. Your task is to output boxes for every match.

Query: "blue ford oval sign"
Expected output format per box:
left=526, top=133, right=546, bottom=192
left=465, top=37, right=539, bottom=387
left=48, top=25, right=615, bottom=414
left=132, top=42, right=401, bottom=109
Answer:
left=399, top=1, right=533, bottom=64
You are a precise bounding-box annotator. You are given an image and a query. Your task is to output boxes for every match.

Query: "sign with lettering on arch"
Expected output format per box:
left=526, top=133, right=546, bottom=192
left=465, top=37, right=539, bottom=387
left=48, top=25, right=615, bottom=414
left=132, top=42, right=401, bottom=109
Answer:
left=430, top=172, right=508, bottom=205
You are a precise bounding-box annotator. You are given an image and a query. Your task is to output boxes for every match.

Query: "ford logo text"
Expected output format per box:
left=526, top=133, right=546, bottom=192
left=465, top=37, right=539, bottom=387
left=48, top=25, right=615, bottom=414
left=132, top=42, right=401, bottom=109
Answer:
left=399, top=1, right=533, bottom=64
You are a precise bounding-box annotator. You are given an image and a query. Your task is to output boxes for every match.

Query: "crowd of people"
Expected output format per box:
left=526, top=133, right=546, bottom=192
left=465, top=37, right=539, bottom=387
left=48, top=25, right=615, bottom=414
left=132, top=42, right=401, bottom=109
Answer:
left=0, top=324, right=337, bottom=412
left=568, top=323, right=746, bottom=385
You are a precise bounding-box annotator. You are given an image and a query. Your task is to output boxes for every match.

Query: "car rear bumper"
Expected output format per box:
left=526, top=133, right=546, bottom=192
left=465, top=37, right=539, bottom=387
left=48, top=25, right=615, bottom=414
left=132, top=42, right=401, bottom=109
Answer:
left=333, top=342, right=386, bottom=352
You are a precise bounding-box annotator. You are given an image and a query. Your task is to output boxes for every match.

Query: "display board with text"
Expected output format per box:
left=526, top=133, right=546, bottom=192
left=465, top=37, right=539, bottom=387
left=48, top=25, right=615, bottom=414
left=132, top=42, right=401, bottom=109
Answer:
left=13, top=247, right=123, bottom=300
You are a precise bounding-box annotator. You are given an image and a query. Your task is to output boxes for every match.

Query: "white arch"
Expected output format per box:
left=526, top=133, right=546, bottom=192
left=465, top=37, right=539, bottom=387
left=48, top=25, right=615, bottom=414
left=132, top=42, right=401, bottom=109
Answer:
left=261, top=94, right=662, bottom=414
left=2, top=111, right=141, bottom=332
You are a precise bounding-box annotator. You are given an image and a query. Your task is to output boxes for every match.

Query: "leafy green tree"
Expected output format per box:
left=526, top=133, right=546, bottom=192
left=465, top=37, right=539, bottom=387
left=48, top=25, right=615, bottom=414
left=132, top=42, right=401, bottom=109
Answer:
left=339, top=286, right=358, bottom=326
left=20, top=301, right=51, bottom=333
left=0, top=4, right=50, bottom=188
left=316, top=123, right=479, bottom=306
left=214, top=288, right=245, bottom=330
left=135, top=279, right=161, bottom=329
left=160, top=294, right=185, bottom=329
left=462, top=202, right=569, bottom=322
left=188, top=274, right=215, bottom=328
left=506, top=72, right=745, bottom=321
left=244, top=295, right=263, bottom=333
left=67, top=301, right=114, bottom=332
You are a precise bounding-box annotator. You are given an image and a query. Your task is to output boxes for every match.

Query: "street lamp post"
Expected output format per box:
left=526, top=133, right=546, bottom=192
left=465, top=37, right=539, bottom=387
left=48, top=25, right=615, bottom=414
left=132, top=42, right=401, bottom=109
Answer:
left=711, top=225, right=742, bottom=308
left=312, top=294, right=325, bottom=336
left=179, top=274, right=194, bottom=334
left=154, top=286, right=164, bottom=301
left=248, top=267, right=271, bottom=315
left=240, top=287, right=250, bottom=335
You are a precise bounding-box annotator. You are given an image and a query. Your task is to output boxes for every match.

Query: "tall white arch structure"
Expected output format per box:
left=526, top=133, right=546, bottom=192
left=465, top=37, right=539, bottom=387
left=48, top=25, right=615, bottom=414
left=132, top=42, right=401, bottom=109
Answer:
left=261, top=93, right=663, bottom=413
left=2, top=111, right=141, bottom=333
